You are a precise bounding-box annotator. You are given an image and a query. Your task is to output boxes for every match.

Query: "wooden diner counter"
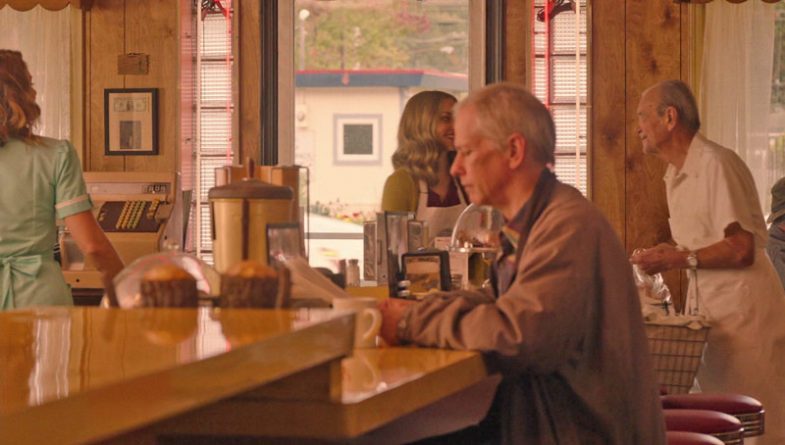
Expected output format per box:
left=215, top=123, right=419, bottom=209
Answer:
left=0, top=306, right=497, bottom=444
left=0, top=307, right=355, bottom=444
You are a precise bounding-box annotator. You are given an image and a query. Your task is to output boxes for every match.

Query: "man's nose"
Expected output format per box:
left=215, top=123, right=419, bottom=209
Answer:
left=449, top=157, right=462, bottom=176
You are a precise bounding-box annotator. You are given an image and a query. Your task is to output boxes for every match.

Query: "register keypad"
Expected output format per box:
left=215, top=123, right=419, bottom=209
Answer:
left=97, top=200, right=164, bottom=233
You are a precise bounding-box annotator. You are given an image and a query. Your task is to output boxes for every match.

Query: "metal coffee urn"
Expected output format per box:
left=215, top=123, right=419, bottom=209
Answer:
left=209, top=161, right=296, bottom=273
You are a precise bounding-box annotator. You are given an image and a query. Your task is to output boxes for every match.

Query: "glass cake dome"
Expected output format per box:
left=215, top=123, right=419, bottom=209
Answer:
left=113, top=252, right=220, bottom=308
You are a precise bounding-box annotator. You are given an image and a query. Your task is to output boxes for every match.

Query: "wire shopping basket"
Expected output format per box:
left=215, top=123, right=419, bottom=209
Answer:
left=645, top=319, right=710, bottom=394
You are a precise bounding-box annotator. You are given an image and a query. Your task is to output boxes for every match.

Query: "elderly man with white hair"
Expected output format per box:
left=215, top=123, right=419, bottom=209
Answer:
left=632, top=79, right=785, bottom=445
left=379, top=83, right=665, bottom=445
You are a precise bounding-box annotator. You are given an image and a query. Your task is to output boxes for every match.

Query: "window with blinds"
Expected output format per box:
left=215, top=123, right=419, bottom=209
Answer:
left=191, top=7, right=235, bottom=263
left=532, top=0, right=588, bottom=195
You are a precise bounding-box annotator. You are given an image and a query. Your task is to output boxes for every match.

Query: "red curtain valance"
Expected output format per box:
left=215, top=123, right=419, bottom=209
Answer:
left=0, top=0, right=92, bottom=11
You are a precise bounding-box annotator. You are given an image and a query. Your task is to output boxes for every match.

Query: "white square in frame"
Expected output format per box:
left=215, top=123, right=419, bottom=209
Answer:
left=334, top=114, right=382, bottom=165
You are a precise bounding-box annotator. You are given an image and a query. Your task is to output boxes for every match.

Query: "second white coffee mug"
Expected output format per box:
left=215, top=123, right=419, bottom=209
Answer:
left=332, top=296, right=381, bottom=348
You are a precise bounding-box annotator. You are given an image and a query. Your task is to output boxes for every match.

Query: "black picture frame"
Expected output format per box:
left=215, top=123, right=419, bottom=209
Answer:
left=401, top=250, right=451, bottom=298
left=104, top=88, right=159, bottom=156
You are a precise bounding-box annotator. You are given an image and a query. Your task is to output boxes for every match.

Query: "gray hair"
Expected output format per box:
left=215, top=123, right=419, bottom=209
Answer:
left=651, top=79, right=701, bottom=134
left=455, top=82, right=555, bottom=165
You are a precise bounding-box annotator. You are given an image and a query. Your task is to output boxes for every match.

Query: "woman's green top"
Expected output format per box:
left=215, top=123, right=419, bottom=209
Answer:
left=0, top=137, right=93, bottom=310
left=381, top=169, right=419, bottom=212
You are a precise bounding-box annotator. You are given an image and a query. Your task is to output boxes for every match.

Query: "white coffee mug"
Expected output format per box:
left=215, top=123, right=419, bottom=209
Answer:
left=332, top=296, right=382, bottom=348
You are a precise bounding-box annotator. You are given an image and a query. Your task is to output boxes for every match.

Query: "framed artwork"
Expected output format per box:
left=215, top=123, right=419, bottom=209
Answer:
left=333, top=114, right=382, bottom=165
left=104, top=88, right=159, bottom=156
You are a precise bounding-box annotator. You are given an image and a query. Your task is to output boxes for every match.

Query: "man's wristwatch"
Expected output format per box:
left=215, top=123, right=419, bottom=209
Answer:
left=685, top=250, right=698, bottom=270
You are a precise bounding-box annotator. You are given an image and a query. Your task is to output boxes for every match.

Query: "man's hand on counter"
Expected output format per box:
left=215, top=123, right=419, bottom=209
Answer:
left=378, top=298, right=416, bottom=346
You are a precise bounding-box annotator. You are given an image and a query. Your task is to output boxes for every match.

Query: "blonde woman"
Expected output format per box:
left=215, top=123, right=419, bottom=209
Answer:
left=0, top=50, right=123, bottom=309
left=381, top=90, right=467, bottom=237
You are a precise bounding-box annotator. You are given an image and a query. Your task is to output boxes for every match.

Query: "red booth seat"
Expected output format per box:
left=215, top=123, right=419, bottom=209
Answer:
left=663, top=409, right=744, bottom=445
left=667, top=431, right=725, bottom=445
left=662, top=393, right=764, bottom=437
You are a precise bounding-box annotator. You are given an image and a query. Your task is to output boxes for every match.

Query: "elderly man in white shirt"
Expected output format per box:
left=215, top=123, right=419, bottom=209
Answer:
left=631, top=79, right=785, bottom=445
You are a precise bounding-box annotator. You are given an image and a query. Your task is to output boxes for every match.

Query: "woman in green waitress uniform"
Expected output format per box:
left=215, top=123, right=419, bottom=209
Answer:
left=0, top=50, right=123, bottom=310
left=381, top=90, right=468, bottom=239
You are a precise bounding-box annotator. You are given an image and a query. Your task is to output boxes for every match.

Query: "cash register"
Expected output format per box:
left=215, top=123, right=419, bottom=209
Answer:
left=59, top=172, right=182, bottom=305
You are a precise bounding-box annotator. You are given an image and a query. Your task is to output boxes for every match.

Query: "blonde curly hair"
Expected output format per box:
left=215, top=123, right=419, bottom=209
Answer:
left=392, top=90, right=457, bottom=187
left=0, top=50, right=40, bottom=145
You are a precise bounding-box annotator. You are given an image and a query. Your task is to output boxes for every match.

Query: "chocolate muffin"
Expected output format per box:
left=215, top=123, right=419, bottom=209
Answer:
left=139, top=263, right=198, bottom=308
left=220, top=260, right=290, bottom=308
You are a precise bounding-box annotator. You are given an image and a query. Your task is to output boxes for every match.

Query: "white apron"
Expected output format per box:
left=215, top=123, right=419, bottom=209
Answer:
left=416, top=179, right=467, bottom=240
left=666, top=135, right=785, bottom=445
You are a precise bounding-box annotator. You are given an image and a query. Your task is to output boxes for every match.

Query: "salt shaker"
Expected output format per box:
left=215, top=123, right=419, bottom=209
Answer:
left=346, top=258, right=360, bottom=287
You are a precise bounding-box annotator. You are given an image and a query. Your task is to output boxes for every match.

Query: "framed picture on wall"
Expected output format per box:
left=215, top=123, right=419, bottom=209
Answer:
left=333, top=114, right=382, bottom=165
left=104, top=88, right=158, bottom=156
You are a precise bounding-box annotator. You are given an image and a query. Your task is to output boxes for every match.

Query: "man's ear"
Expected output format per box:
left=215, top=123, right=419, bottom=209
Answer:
left=507, top=133, right=526, bottom=169
left=664, top=106, right=678, bottom=131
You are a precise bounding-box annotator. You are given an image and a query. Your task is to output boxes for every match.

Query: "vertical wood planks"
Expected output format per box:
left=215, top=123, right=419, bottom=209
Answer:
left=625, top=0, right=684, bottom=306
left=625, top=0, right=680, bottom=251
left=504, top=0, right=528, bottom=85
left=87, top=0, right=125, bottom=172
left=85, top=0, right=179, bottom=173
left=238, top=0, right=261, bottom=165
left=590, top=0, right=627, bottom=241
left=124, top=0, right=178, bottom=173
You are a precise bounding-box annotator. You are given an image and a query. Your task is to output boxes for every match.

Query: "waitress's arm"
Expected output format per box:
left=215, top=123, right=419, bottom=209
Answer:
left=64, top=210, right=125, bottom=306
left=381, top=169, right=418, bottom=212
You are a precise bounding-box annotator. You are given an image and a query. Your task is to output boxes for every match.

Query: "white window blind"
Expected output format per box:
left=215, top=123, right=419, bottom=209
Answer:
left=190, top=9, right=235, bottom=260
left=532, top=0, right=588, bottom=195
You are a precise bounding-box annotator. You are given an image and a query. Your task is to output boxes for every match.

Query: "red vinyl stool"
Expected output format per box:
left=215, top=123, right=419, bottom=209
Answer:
left=663, top=409, right=744, bottom=445
left=667, top=431, right=725, bottom=445
left=662, top=393, right=764, bottom=437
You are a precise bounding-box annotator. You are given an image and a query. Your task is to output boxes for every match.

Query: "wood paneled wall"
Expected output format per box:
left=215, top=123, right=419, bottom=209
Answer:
left=504, top=0, right=528, bottom=84
left=82, top=0, right=180, bottom=173
left=591, top=1, right=689, bottom=302
left=237, top=0, right=261, bottom=166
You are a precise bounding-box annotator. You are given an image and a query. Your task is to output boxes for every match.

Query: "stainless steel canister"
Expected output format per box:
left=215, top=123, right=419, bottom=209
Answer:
left=208, top=171, right=296, bottom=273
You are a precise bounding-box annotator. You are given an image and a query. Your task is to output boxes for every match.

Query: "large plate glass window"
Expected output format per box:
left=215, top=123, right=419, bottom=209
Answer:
left=291, top=0, right=475, bottom=272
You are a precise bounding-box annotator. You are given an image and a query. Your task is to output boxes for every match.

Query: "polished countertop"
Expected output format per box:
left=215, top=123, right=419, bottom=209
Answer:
left=162, top=344, right=495, bottom=441
left=0, top=306, right=355, bottom=444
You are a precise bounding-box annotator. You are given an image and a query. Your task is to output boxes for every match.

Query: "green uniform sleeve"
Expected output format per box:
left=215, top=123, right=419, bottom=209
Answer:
left=54, top=141, right=93, bottom=219
left=381, top=169, right=418, bottom=212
